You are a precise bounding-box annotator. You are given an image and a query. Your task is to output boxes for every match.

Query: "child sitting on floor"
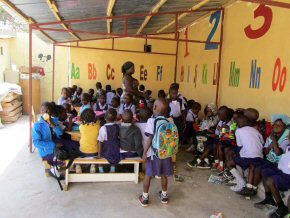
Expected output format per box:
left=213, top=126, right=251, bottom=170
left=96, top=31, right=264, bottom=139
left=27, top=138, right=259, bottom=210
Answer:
left=110, top=97, right=120, bottom=113
left=58, top=87, right=71, bottom=105
left=119, top=109, right=143, bottom=159
left=118, top=93, right=135, bottom=119
left=138, top=98, right=174, bottom=206
left=79, top=93, right=91, bottom=115
left=32, top=102, right=64, bottom=179
left=72, top=87, right=83, bottom=106
left=98, top=108, right=120, bottom=173
left=93, top=92, right=109, bottom=112
left=226, top=115, right=264, bottom=192
left=185, top=101, right=201, bottom=152
left=254, top=141, right=290, bottom=218
left=88, top=88, right=97, bottom=103
left=76, top=108, right=100, bottom=174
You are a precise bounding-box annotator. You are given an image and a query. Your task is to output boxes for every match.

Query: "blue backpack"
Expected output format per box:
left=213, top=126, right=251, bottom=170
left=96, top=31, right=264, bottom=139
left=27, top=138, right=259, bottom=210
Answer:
left=152, top=116, right=179, bottom=159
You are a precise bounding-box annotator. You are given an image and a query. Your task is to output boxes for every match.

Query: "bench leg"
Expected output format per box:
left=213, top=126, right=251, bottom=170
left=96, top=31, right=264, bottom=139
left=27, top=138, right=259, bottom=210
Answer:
left=43, top=161, right=51, bottom=177
left=64, top=162, right=69, bottom=191
left=134, top=163, right=139, bottom=184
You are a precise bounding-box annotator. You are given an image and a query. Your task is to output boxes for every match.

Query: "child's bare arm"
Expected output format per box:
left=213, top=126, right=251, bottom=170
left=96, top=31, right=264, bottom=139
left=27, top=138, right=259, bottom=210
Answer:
left=97, top=141, right=102, bottom=159
left=143, top=136, right=153, bottom=162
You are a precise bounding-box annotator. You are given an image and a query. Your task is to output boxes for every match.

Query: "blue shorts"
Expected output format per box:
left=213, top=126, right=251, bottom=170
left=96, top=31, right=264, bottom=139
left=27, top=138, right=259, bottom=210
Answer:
left=257, top=159, right=277, bottom=171
left=205, top=137, right=219, bottom=150
left=234, top=156, right=264, bottom=170
left=146, top=156, right=174, bottom=177
left=262, top=168, right=290, bottom=191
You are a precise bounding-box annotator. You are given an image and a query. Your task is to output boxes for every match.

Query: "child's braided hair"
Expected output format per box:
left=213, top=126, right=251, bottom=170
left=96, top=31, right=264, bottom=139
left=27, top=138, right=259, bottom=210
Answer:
left=80, top=108, right=96, bottom=125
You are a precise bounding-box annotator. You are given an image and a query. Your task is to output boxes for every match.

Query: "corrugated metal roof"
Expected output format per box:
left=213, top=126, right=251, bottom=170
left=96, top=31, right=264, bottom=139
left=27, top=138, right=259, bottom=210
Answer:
left=5, top=0, right=235, bottom=42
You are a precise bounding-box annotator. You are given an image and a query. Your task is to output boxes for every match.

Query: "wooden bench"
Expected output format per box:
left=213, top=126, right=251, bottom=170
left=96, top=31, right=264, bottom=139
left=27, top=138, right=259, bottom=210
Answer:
left=63, top=158, right=143, bottom=191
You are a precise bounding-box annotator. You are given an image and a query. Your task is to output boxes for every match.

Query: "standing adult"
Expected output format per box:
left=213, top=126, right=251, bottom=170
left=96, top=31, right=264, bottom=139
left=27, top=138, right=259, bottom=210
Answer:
left=121, top=61, right=144, bottom=103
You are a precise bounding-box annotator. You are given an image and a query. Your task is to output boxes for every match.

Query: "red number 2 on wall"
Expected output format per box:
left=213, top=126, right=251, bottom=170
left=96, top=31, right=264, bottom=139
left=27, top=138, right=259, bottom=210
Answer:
left=244, top=4, right=273, bottom=39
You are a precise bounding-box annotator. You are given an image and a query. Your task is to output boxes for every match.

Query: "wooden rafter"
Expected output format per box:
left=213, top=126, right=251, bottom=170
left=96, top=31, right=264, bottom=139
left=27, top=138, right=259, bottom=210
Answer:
left=46, top=0, right=80, bottom=40
left=107, top=0, right=116, bottom=34
left=156, top=0, right=211, bottom=33
left=0, top=0, right=55, bottom=42
left=137, top=0, right=167, bottom=34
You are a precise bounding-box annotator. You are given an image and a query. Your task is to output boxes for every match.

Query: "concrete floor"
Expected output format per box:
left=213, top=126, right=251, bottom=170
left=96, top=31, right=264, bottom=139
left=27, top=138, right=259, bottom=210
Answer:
left=0, top=116, right=269, bottom=218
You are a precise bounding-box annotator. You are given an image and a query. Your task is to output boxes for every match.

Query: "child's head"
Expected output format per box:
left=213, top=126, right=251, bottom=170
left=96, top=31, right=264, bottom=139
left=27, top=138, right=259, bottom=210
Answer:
left=67, top=87, right=72, bottom=97
left=122, top=109, right=133, bottom=123
left=81, top=93, right=90, bottom=105
left=145, top=90, right=152, bottom=99
left=244, top=108, right=259, bottom=126
left=99, top=93, right=107, bottom=105
left=204, top=103, right=217, bottom=117
left=40, top=102, right=52, bottom=115
left=217, top=106, right=230, bottom=122
left=139, top=84, right=145, bottom=92
left=76, top=87, right=83, bottom=95
left=58, top=105, right=68, bottom=121
left=124, top=93, right=133, bottom=105
left=153, top=98, right=169, bottom=116
left=138, top=107, right=152, bottom=122
left=61, top=87, right=69, bottom=99
left=158, top=89, right=166, bottom=98
left=80, top=108, right=96, bottom=125
left=272, top=119, right=286, bottom=135
left=236, top=115, right=251, bottom=128
left=169, top=86, right=178, bottom=101
left=187, top=99, right=195, bottom=111
left=63, top=103, right=72, bottom=113
left=106, top=85, right=112, bottom=92
left=105, top=108, right=117, bottom=122
left=71, top=85, right=77, bottom=92
left=96, top=82, right=102, bottom=90
left=88, top=88, right=94, bottom=96
left=170, top=82, right=180, bottom=91
left=191, top=102, right=201, bottom=115
left=111, top=97, right=120, bottom=108
left=233, top=110, right=244, bottom=122
left=116, top=88, right=123, bottom=96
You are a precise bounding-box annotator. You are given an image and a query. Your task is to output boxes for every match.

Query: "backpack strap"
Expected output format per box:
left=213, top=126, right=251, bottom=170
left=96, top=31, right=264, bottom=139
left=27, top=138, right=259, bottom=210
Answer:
left=153, top=116, right=168, bottom=136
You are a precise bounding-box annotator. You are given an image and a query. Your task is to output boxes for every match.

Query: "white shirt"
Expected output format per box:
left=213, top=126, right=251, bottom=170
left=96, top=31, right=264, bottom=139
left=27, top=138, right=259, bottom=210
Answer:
left=118, top=103, right=135, bottom=115
left=106, top=92, right=116, bottom=105
left=235, top=126, right=264, bottom=158
left=169, top=100, right=185, bottom=118
left=186, top=110, right=198, bottom=122
left=98, top=123, right=115, bottom=142
left=278, top=147, right=290, bottom=174
left=135, top=122, right=151, bottom=157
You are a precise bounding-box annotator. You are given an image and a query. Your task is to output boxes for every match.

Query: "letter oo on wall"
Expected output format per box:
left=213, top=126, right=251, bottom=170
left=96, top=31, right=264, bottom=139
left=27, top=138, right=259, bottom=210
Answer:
left=272, top=58, right=287, bottom=92
left=107, top=64, right=115, bottom=80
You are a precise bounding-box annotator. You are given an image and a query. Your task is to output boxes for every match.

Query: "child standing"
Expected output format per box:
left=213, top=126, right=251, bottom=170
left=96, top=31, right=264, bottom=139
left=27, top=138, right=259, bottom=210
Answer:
left=97, top=108, right=120, bottom=173
left=77, top=108, right=100, bottom=174
left=93, top=92, right=109, bottom=112
left=119, top=109, right=143, bottom=159
left=139, top=98, right=174, bottom=206
left=79, top=93, right=91, bottom=115
left=58, top=87, right=71, bottom=105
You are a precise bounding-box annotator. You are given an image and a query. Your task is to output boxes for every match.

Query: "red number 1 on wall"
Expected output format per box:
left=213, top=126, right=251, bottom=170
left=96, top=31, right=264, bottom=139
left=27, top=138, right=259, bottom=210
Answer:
left=244, top=4, right=273, bottom=39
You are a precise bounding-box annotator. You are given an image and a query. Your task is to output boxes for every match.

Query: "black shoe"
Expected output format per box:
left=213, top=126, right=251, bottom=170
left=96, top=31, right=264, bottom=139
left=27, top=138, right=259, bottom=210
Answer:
left=138, top=195, right=149, bottom=207
left=269, top=205, right=288, bottom=218
left=237, top=187, right=257, bottom=196
left=197, top=161, right=210, bottom=169
left=159, top=191, right=168, bottom=204
left=187, top=160, right=196, bottom=168
left=254, top=198, right=276, bottom=209
left=49, top=171, right=65, bottom=180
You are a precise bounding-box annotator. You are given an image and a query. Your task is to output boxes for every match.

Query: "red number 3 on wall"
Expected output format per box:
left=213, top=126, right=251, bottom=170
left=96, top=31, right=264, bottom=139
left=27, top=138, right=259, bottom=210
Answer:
left=244, top=4, right=273, bottom=39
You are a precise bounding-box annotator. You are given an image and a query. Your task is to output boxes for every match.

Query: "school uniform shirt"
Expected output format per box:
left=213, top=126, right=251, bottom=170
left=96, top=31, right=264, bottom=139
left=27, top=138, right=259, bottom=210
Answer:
left=169, top=100, right=185, bottom=118
left=79, top=122, right=100, bottom=154
left=109, top=105, right=120, bottom=113
left=186, top=110, right=198, bottom=122
left=93, top=102, right=108, bottom=112
left=106, top=92, right=116, bottom=105
left=264, top=135, right=290, bottom=152
left=144, top=117, right=174, bottom=158
left=278, top=147, right=290, bottom=174
left=80, top=103, right=92, bottom=115
left=215, top=120, right=232, bottom=136
left=57, top=96, right=71, bottom=105
left=235, top=126, right=264, bottom=158
left=178, top=93, right=187, bottom=108
left=98, top=123, right=115, bottom=142
left=118, top=103, right=135, bottom=115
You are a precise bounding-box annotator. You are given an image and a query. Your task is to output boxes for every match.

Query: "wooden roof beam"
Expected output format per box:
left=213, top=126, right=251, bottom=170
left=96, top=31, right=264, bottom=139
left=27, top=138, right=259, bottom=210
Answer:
left=46, top=0, right=80, bottom=40
left=107, top=0, right=116, bottom=34
left=156, top=0, right=211, bottom=33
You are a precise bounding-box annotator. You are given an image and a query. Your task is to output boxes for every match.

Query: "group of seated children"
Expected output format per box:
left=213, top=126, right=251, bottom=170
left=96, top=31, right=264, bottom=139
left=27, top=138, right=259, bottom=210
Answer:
left=35, top=81, right=290, bottom=213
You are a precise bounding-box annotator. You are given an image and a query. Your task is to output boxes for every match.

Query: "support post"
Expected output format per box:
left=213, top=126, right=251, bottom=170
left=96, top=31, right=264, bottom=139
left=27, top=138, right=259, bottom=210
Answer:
left=29, top=24, right=33, bottom=153
left=52, top=43, right=55, bottom=101
left=215, top=8, right=225, bottom=106
left=174, top=32, right=180, bottom=82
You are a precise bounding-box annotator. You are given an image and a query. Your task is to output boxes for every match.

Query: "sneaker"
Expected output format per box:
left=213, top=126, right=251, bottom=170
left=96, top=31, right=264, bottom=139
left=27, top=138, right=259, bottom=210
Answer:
left=186, top=144, right=195, bottom=152
left=197, top=161, right=210, bottom=169
left=155, top=176, right=161, bottom=179
left=237, top=187, right=257, bottom=196
left=225, top=178, right=238, bottom=186
left=217, top=165, right=224, bottom=172
left=187, top=160, right=197, bottom=168
left=230, top=183, right=245, bottom=192
left=76, top=164, right=82, bottom=174
left=138, top=195, right=149, bottom=207
left=254, top=198, right=276, bottom=209
left=269, top=205, right=288, bottom=218
left=212, top=162, right=218, bottom=169
left=159, top=191, right=169, bottom=204
left=90, top=164, right=96, bottom=173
